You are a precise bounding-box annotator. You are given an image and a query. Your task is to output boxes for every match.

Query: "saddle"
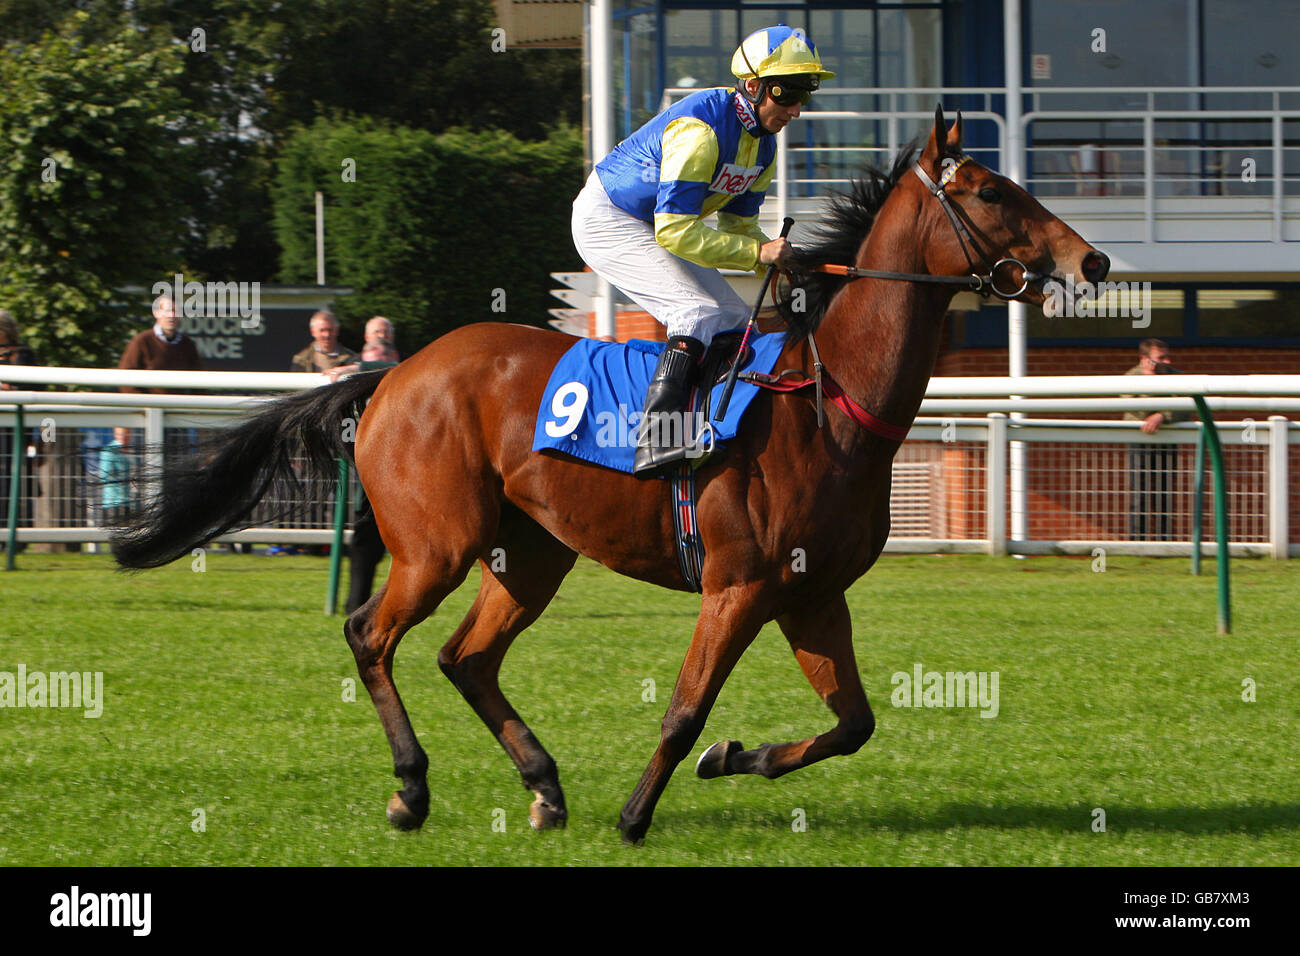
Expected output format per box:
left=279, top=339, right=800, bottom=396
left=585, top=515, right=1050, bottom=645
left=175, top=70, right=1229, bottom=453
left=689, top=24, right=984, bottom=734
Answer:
left=529, top=329, right=791, bottom=593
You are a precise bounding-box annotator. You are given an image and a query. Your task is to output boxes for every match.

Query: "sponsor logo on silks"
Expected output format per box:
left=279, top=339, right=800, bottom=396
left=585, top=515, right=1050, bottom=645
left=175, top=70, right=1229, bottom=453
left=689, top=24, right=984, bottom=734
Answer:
left=732, top=92, right=759, bottom=133
left=710, top=162, right=763, bottom=196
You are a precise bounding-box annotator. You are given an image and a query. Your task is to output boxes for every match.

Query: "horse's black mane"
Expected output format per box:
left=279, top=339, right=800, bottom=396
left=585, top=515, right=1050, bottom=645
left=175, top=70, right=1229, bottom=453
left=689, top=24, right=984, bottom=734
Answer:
left=778, top=144, right=921, bottom=343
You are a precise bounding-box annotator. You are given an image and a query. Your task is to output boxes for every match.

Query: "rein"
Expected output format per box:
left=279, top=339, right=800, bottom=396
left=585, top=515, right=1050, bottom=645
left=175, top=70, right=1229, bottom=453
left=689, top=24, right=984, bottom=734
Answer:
left=753, top=155, right=1035, bottom=442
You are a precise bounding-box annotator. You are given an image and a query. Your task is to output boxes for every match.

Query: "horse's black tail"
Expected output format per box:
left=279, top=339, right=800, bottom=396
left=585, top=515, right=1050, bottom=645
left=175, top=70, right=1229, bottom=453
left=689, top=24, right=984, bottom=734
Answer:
left=110, top=369, right=390, bottom=570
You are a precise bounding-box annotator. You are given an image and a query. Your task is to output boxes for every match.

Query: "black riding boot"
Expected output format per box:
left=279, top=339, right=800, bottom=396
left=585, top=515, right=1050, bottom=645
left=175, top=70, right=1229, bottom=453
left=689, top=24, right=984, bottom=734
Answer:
left=633, top=335, right=706, bottom=479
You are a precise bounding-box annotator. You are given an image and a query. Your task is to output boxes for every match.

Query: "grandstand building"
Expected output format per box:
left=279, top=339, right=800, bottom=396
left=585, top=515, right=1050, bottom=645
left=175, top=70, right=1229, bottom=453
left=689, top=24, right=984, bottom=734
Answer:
left=552, top=0, right=1299, bottom=380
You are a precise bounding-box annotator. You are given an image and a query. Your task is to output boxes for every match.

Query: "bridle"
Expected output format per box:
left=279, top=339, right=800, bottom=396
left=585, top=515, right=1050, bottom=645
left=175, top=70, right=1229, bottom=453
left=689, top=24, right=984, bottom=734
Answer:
left=810, top=155, right=1038, bottom=301
left=747, top=154, right=1045, bottom=441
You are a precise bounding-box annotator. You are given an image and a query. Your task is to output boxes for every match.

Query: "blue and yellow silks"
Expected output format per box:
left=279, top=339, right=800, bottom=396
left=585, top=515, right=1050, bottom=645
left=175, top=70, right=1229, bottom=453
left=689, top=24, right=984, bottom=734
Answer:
left=594, top=88, right=777, bottom=273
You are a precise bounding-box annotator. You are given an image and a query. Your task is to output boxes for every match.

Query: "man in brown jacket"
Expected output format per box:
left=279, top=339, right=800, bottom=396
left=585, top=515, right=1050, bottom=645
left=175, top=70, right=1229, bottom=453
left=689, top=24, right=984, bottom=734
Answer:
left=117, top=295, right=203, bottom=392
left=289, top=311, right=357, bottom=373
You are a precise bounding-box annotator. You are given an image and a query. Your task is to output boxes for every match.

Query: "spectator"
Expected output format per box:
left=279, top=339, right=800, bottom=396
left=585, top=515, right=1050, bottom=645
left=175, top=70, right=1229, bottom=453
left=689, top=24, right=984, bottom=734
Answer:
left=98, top=427, right=135, bottom=525
left=364, top=315, right=397, bottom=353
left=290, top=311, right=358, bottom=373
left=0, top=309, right=38, bottom=386
left=278, top=312, right=358, bottom=556
left=116, top=294, right=203, bottom=507
left=117, top=294, right=203, bottom=392
left=342, top=340, right=400, bottom=614
left=1, top=309, right=40, bottom=548
left=1124, top=339, right=1186, bottom=541
left=326, top=338, right=401, bottom=383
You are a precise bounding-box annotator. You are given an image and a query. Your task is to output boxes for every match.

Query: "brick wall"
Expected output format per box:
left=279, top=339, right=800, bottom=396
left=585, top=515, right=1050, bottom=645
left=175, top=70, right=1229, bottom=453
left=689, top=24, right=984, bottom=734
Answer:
left=929, top=343, right=1300, bottom=546
left=585, top=311, right=665, bottom=343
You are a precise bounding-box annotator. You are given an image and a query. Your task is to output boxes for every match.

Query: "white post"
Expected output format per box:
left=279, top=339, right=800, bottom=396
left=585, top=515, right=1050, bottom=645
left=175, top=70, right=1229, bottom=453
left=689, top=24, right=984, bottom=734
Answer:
left=1142, top=114, right=1156, bottom=242
left=1268, top=416, right=1289, bottom=559
left=315, top=191, right=326, bottom=285
left=986, top=413, right=1008, bottom=556
left=1273, top=110, right=1285, bottom=243
left=144, top=406, right=165, bottom=508
left=1003, top=0, right=1028, bottom=547
left=590, top=0, right=617, bottom=339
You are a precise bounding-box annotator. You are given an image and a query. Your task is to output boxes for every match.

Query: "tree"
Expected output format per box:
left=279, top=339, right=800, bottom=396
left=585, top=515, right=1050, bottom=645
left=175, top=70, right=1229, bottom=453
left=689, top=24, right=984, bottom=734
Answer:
left=0, top=1, right=584, bottom=363
left=0, top=13, right=200, bottom=365
left=265, top=0, right=580, bottom=142
left=271, top=117, right=583, bottom=352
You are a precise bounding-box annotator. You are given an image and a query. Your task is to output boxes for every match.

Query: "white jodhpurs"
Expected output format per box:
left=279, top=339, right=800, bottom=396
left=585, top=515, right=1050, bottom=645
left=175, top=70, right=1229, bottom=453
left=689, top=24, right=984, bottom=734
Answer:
left=571, top=171, right=753, bottom=347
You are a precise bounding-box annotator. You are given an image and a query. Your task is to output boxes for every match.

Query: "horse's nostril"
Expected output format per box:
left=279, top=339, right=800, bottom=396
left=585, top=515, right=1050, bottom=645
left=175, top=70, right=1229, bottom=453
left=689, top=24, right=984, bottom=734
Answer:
left=1081, top=250, right=1110, bottom=283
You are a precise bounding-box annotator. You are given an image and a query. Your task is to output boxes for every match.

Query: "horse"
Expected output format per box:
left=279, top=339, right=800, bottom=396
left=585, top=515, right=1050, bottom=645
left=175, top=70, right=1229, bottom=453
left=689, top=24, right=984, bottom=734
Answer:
left=112, top=107, right=1109, bottom=844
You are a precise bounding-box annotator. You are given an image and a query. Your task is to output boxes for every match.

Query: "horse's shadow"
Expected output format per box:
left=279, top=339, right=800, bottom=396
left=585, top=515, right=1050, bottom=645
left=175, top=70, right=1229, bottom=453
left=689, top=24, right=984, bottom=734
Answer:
left=671, top=801, right=1300, bottom=835
left=99, top=595, right=303, bottom=613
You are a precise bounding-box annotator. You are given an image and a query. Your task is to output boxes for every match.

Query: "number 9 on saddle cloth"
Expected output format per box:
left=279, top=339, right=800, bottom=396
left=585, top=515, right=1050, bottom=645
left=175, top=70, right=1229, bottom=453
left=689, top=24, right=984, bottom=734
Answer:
left=531, top=332, right=787, bottom=475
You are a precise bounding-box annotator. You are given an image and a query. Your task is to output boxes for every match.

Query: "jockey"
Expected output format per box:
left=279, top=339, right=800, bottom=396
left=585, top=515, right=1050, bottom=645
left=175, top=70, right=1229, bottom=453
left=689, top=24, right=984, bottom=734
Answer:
left=571, top=24, right=834, bottom=478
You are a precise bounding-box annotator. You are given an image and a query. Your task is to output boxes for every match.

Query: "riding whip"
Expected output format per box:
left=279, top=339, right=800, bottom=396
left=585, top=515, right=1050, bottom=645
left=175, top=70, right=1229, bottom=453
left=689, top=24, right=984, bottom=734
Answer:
left=714, top=216, right=795, bottom=422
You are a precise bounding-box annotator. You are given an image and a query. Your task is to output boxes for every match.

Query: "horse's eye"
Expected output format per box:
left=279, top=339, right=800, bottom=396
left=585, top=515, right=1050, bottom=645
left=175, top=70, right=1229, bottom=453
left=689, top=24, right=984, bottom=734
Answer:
left=978, top=186, right=1002, bottom=203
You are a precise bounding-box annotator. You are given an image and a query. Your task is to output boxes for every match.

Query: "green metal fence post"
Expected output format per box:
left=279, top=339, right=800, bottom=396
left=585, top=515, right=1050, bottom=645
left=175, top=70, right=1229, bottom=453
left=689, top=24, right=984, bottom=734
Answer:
left=325, top=457, right=350, bottom=615
left=5, top=402, right=23, bottom=570
left=1191, top=395, right=1230, bottom=634
left=1191, top=424, right=1206, bottom=576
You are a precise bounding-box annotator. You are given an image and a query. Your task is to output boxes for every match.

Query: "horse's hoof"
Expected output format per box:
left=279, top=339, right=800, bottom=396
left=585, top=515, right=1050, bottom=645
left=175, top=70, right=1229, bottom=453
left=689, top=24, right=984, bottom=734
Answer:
left=386, top=792, right=425, bottom=831
left=617, top=822, right=647, bottom=846
left=695, top=739, right=743, bottom=779
left=528, top=793, right=567, bottom=831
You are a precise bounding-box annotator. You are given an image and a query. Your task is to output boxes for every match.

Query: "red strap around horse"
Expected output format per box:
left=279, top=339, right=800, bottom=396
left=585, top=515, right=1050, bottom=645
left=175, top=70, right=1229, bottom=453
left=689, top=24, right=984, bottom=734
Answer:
left=739, top=367, right=911, bottom=442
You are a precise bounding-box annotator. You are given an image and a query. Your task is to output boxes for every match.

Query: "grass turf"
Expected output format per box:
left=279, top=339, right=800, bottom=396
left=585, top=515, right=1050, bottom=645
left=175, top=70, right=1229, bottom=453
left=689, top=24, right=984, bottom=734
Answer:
left=1, top=551, right=1296, bottom=866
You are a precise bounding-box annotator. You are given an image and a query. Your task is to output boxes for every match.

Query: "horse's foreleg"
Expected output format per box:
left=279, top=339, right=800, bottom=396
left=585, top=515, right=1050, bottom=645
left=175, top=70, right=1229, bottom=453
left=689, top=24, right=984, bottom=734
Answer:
left=438, top=520, right=577, bottom=830
left=617, top=585, right=770, bottom=845
left=696, top=592, right=874, bottom=780
left=346, top=556, right=473, bottom=830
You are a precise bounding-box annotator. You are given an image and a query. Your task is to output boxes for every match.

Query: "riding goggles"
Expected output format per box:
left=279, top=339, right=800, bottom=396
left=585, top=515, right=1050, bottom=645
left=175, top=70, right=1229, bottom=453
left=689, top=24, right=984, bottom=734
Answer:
left=766, top=76, right=817, bottom=107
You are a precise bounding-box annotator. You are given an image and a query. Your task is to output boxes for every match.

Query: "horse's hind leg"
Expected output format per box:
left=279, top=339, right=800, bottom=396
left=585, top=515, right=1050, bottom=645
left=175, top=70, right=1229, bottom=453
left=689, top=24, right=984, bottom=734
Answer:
left=345, top=551, right=477, bottom=830
left=437, top=511, right=577, bottom=830
left=696, top=591, right=875, bottom=780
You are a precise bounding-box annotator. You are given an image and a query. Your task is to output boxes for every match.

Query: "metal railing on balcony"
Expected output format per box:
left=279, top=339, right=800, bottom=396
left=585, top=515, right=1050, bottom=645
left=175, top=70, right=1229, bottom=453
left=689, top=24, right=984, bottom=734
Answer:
left=657, top=85, right=1300, bottom=244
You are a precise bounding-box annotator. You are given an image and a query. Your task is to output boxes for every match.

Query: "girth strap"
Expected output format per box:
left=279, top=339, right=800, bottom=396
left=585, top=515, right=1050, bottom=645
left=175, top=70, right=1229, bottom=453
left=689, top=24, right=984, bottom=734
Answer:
left=669, top=381, right=707, bottom=593
left=670, top=463, right=705, bottom=593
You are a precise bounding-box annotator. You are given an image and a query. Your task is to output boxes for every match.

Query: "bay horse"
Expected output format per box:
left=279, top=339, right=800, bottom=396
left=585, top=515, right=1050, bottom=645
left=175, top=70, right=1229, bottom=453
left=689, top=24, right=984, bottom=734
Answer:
left=113, top=108, right=1109, bottom=844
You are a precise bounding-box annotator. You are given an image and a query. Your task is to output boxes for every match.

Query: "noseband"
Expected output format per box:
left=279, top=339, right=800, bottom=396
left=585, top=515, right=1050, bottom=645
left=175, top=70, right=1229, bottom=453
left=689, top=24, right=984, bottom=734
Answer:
left=811, top=155, right=1035, bottom=301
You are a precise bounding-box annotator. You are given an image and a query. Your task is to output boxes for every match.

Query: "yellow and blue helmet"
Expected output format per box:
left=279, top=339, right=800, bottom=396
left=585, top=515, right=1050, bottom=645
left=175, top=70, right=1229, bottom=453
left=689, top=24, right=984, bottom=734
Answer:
left=731, top=24, right=835, bottom=84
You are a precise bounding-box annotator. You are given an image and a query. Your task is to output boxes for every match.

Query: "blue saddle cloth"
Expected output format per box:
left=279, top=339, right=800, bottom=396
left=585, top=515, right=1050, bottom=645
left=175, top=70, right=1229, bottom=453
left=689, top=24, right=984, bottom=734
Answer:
left=531, top=332, right=788, bottom=474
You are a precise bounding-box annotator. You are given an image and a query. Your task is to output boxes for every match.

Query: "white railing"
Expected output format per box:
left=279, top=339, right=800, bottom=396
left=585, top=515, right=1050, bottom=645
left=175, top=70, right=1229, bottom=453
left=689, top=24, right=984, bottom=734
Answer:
left=893, top=414, right=1294, bottom=559
left=3, top=366, right=1297, bottom=558
left=1, top=367, right=346, bottom=547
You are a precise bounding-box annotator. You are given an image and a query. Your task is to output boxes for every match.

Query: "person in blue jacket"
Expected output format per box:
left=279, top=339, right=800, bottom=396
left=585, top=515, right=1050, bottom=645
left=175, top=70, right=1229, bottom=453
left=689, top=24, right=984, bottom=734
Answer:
left=572, top=24, right=834, bottom=477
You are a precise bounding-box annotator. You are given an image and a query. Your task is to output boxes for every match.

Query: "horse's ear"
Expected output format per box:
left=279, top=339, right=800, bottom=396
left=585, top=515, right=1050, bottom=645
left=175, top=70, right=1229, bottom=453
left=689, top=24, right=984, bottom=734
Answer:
left=932, top=105, right=946, bottom=157
left=947, top=110, right=964, bottom=154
